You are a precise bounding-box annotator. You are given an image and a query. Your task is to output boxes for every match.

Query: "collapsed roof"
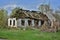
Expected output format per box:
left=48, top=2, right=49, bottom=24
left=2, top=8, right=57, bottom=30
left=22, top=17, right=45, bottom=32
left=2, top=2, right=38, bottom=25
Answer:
left=10, top=9, right=48, bottom=20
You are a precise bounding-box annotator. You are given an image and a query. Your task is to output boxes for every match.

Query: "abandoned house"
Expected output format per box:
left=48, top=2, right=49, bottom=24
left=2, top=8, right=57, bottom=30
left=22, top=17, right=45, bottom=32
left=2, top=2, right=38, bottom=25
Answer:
left=8, top=9, right=48, bottom=28
left=8, top=4, right=60, bottom=32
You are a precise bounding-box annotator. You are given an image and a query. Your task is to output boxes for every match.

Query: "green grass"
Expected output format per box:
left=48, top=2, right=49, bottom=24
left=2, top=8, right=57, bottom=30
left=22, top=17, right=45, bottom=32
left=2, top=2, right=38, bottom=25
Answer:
left=0, top=28, right=60, bottom=40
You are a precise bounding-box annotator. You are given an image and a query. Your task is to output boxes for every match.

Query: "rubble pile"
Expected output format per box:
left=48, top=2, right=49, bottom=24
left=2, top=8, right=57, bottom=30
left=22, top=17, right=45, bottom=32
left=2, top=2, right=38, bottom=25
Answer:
left=40, top=20, right=60, bottom=32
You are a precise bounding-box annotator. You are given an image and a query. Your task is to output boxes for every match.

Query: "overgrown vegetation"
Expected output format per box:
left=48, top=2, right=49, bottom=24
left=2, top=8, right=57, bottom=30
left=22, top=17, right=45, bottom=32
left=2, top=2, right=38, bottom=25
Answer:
left=0, top=29, right=60, bottom=40
left=0, top=9, right=8, bottom=28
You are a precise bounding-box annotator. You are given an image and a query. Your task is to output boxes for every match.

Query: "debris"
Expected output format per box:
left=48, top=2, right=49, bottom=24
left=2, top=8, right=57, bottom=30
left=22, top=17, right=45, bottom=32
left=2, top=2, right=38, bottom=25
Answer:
left=40, top=20, right=60, bottom=32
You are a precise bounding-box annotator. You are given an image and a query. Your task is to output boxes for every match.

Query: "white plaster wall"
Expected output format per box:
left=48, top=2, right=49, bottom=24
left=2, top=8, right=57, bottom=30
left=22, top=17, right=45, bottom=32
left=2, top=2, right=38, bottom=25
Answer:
left=38, top=21, right=41, bottom=26
left=8, top=18, right=17, bottom=27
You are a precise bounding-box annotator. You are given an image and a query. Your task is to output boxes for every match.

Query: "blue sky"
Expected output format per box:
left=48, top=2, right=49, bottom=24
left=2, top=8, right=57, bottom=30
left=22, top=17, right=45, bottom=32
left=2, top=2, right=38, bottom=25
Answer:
left=0, top=0, right=60, bottom=11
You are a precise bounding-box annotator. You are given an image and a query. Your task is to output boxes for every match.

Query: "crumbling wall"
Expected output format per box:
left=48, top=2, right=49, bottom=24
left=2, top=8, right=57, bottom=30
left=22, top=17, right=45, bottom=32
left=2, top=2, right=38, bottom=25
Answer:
left=40, top=21, right=51, bottom=32
left=40, top=20, right=60, bottom=32
left=52, top=20, right=60, bottom=32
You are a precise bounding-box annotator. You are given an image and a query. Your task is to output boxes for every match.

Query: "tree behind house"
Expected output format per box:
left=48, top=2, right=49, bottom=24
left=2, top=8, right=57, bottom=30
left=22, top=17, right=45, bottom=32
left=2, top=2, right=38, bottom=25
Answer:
left=10, top=7, right=23, bottom=19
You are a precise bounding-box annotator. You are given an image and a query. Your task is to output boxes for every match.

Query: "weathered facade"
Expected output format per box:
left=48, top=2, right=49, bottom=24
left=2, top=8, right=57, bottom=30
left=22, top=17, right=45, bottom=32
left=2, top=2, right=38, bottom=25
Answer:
left=8, top=9, right=48, bottom=28
left=8, top=4, right=60, bottom=32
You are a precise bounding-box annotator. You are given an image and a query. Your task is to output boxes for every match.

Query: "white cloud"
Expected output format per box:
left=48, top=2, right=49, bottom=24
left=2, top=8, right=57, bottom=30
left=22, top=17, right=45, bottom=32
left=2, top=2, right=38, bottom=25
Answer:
left=3, top=4, right=28, bottom=10
left=3, top=4, right=17, bottom=9
left=2, top=4, right=28, bottom=15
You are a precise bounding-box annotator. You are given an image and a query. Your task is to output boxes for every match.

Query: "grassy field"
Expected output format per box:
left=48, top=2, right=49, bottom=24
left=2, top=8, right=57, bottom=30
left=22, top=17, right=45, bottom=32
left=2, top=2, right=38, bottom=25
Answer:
left=0, top=28, right=60, bottom=40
